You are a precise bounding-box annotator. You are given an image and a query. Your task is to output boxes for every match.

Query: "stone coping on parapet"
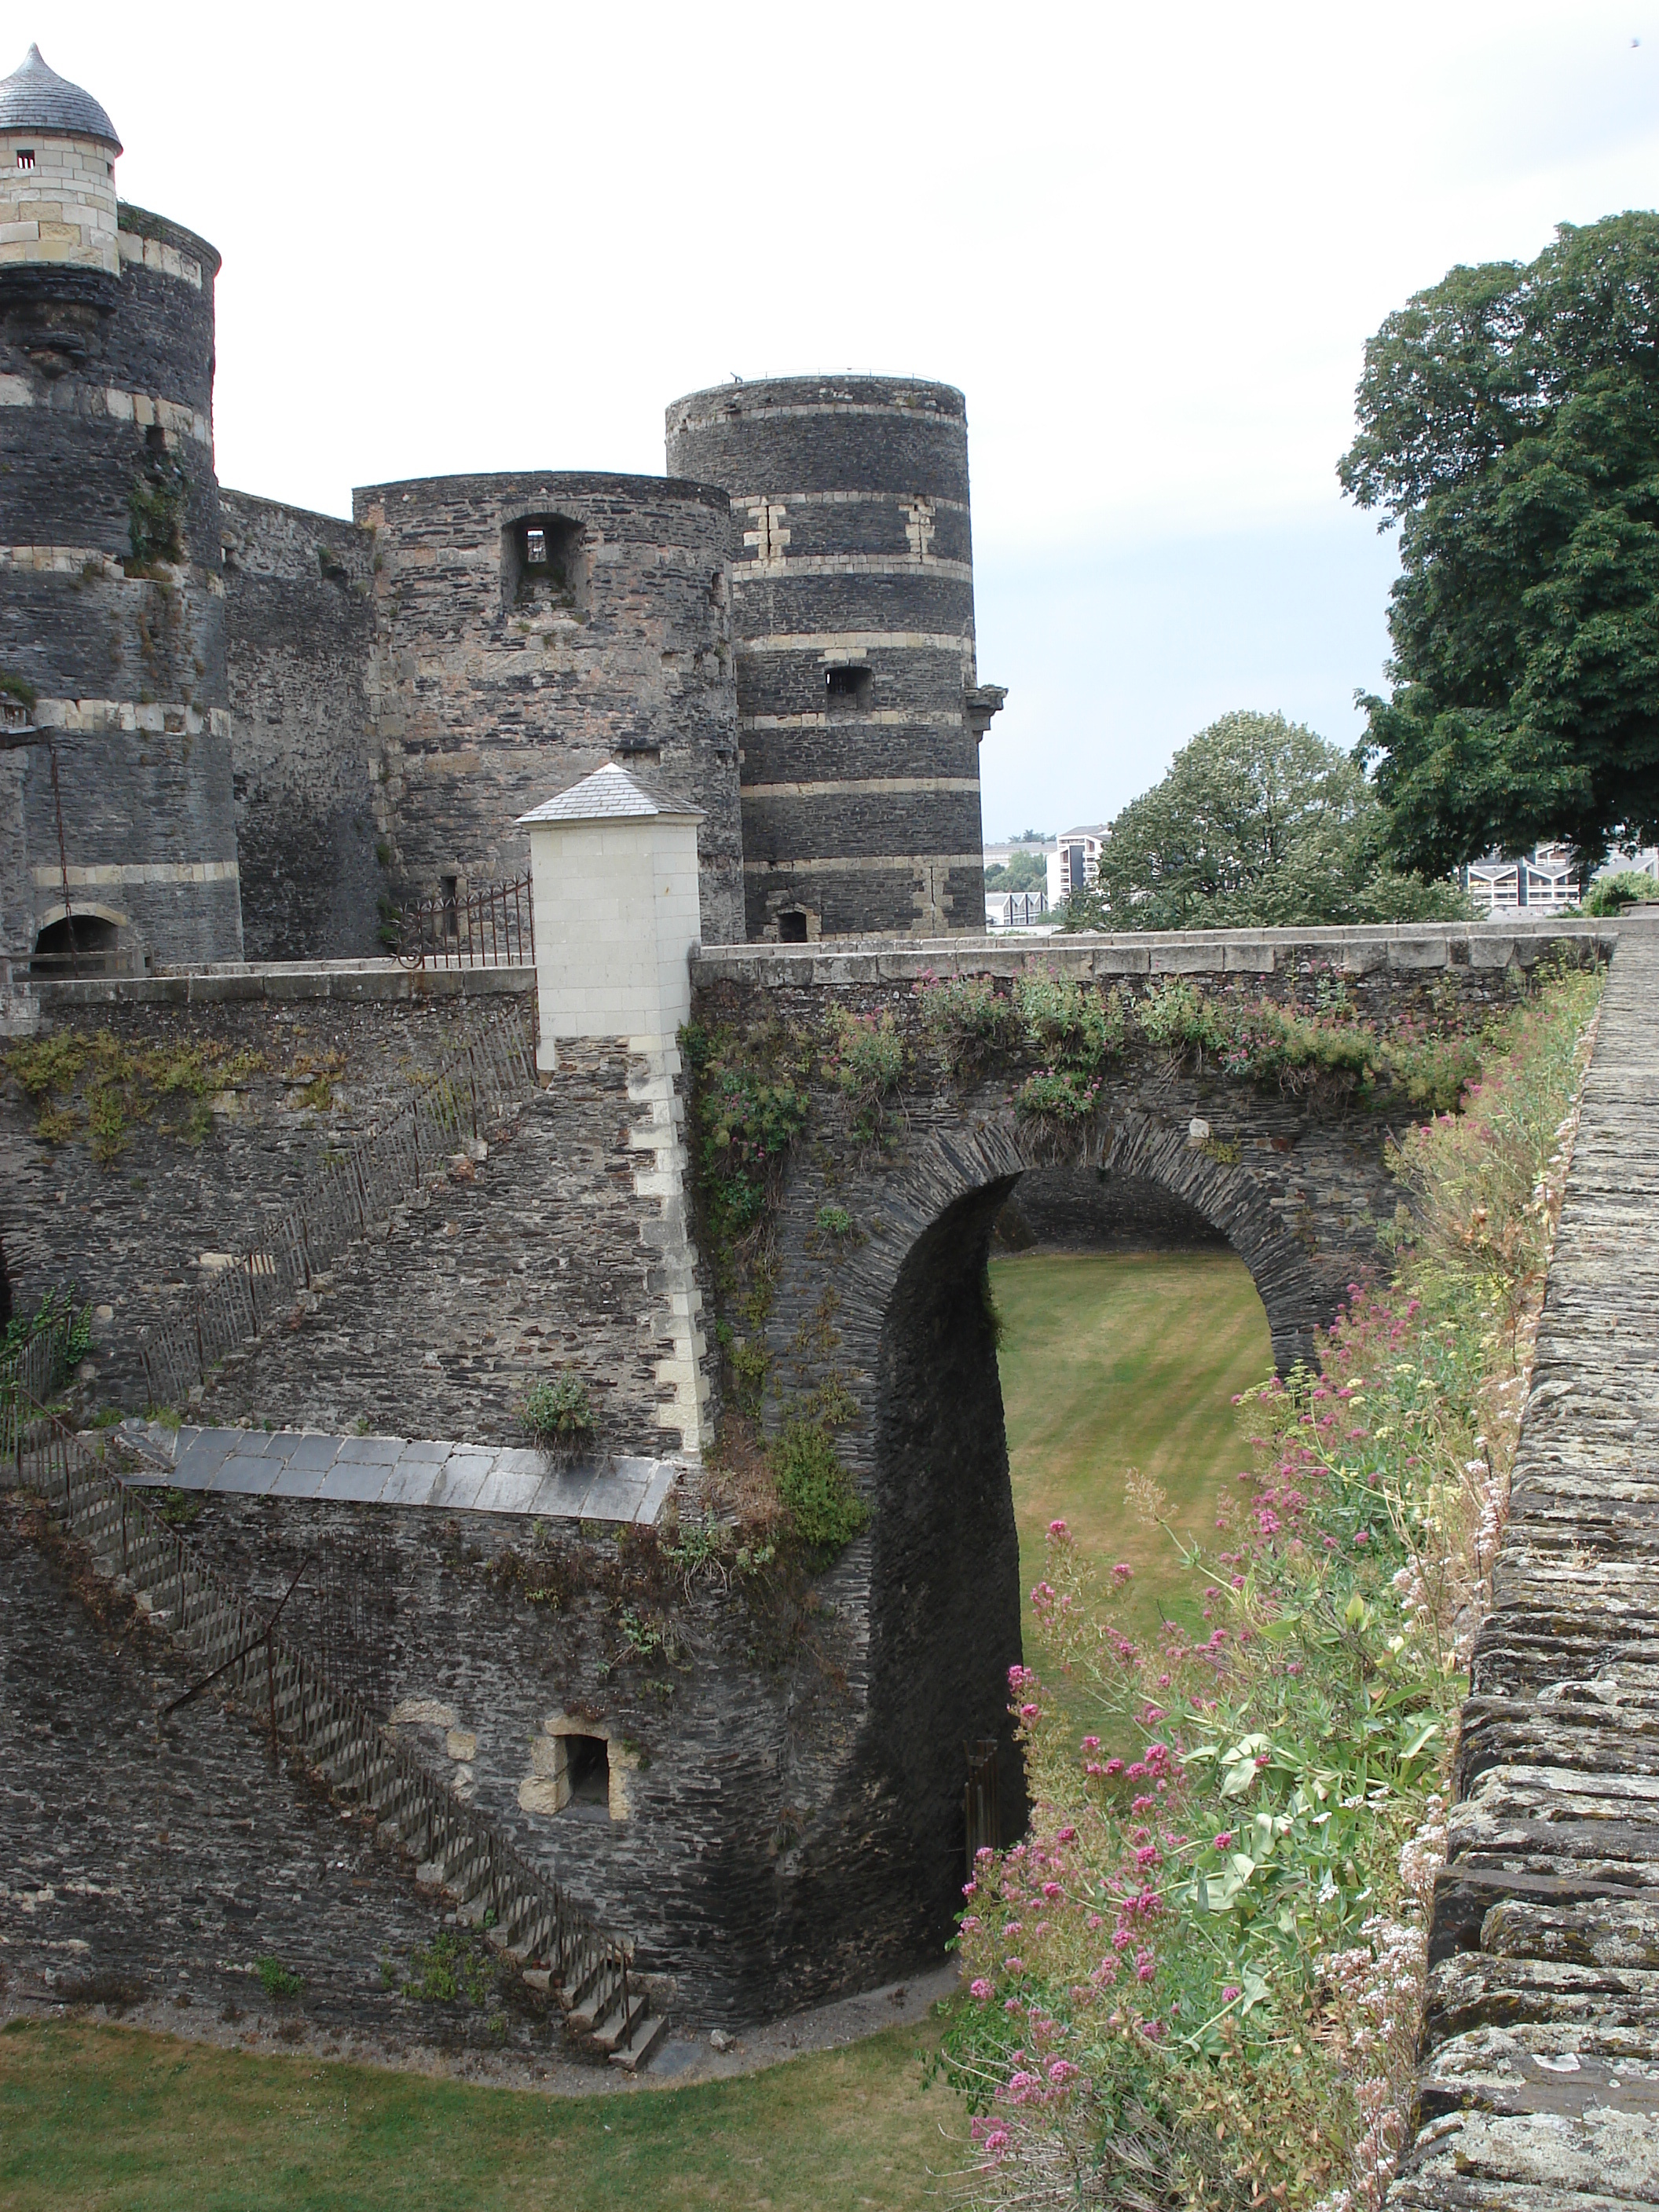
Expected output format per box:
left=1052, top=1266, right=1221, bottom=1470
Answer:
left=30, top=961, right=537, bottom=1009
left=104, top=1420, right=681, bottom=1526
left=690, top=917, right=1628, bottom=987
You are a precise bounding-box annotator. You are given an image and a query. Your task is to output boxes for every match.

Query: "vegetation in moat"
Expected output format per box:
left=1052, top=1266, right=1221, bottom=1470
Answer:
left=937, top=960, right=1602, bottom=2210
left=0, top=2016, right=954, bottom=2212
left=2, top=1029, right=265, bottom=1163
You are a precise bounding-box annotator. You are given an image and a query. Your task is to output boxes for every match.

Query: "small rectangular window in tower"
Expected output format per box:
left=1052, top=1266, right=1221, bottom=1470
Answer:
left=778, top=910, right=809, bottom=943
left=826, top=665, right=872, bottom=716
left=441, top=874, right=460, bottom=940
left=16, top=149, right=35, bottom=170
left=525, top=527, right=548, bottom=565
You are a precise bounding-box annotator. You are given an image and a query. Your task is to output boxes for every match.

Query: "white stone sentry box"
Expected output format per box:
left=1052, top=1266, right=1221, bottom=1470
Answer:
left=518, top=761, right=705, bottom=1074
left=518, top=762, right=712, bottom=1456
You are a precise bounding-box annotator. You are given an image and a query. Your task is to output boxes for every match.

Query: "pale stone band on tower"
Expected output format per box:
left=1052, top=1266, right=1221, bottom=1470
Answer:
left=666, top=375, right=1006, bottom=942
left=0, top=42, right=240, bottom=975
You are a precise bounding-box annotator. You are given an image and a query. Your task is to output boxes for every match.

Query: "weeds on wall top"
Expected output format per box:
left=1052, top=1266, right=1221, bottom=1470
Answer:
left=822, top=1005, right=906, bottom=1146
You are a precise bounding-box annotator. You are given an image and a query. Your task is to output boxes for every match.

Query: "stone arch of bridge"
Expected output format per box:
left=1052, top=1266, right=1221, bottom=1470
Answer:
left=806, top=1107, right=1332, bottom=1971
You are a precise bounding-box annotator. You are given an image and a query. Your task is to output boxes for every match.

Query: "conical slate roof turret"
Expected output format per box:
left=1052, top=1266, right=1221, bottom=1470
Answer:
left=0, top=44, right=121, bottom=153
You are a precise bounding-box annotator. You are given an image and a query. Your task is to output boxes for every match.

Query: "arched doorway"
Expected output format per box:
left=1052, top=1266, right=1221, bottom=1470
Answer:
left=30, top=911, right=119, bottom=976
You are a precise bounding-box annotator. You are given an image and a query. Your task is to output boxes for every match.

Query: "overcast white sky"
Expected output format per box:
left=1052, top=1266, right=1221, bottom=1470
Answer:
left=20, top=2, right=1659, bottom=837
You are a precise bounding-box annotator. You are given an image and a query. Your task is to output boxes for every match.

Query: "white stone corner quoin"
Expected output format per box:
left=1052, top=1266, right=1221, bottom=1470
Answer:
left=518, top=762, right=712, bottom=1458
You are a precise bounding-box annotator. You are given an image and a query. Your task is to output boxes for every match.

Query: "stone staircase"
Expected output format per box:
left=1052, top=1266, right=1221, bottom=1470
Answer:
left=9, top=1397, right=668, bottom=2071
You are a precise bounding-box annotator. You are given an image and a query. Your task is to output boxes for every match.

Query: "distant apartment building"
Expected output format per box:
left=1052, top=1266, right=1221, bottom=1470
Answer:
left=984, top=888, right=1050, bottom=930
left=1047, top=826, right=1109, bottom=910
left=1462, top=844, right=1580, bottom=916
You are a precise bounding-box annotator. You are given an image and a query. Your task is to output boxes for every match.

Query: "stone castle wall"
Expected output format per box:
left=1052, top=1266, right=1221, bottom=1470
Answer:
left=0, top=967, right=709, bottom=1459
left=221, top=490, right=384, bottom=961
left=0, top=199, right=240, bottom=967
left=354, top=472, right=745, bottom=946
left=0, top=971, right=527, bottom=1412
left=666, top=376, right=992, bottom=940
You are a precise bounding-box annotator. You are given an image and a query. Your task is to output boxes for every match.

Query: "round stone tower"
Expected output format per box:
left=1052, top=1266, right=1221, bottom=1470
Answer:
left=0, top=45, right=240, bottom=972
left=665, top=374, right=1004, bottom=941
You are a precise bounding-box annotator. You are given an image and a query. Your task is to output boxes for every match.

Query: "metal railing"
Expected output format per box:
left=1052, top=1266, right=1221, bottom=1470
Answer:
left=1, top=1297, right=86, bottom=1459
left=139, top=1006, right=537, bottom=1409
left=398, top=873, right=534, bottom=972
left=9, top=1387, right=643, bottom=2046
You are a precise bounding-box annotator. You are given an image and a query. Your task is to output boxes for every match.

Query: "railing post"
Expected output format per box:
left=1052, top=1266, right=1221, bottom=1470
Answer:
left=266, top=1626, right=276, bottom=1746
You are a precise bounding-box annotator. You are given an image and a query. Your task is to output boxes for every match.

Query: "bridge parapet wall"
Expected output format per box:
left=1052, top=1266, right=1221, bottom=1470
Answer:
left=693, top=917, right=1617, bottom=988
left=1389, top=916, right=1659, bottom=2202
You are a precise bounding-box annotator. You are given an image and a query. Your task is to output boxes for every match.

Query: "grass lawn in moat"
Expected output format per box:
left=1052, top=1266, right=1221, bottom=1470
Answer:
left=0, top=2016, right=958, bottom=2212
left=991, top=1247, right=1275, bottom=1701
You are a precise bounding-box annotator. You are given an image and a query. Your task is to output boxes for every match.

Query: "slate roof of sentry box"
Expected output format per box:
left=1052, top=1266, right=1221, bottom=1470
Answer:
left=516, top=761, right=705, bottom=826
left=0, top=45, right=122, bottom=152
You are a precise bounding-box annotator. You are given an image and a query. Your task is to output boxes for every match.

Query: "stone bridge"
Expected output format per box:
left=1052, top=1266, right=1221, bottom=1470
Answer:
left=685, top=920, right=1614, bottom=1973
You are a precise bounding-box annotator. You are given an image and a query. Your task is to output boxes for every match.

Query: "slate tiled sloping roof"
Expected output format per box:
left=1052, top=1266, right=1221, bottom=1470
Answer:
left=517, top=761, right=706, bottom=825
left=0, top=45, right=122, bottom=153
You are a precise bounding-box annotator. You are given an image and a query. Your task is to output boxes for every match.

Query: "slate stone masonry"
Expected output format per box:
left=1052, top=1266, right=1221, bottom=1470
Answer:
left=0, top=199, right=241, bottom=967
left=354, top=471, right=745, bottom=945
left=221, top=489, right=383, bottom=961
left=1388, top=919, right=1659, bottom=2206
left=666, top=376, right=998, bottom=940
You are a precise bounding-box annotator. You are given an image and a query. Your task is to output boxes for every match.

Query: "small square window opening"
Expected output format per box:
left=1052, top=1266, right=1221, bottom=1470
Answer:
left=16, top=149, right=35, bottom=171
left=525, top=527, right=547, bottom=565
left=778, top=911, right=809, bottom=943
left=826, top=665, right=872, bottom=715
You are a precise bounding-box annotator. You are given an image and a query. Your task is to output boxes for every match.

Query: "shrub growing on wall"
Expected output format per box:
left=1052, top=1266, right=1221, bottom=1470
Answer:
left=519, top=1373, right=594, bottom=1446
left=772, top=1421, right=870, bottom=1552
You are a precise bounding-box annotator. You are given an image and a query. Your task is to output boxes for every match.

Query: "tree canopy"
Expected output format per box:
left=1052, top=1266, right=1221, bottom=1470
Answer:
left=985, top=848, right=1046, bottom=894
left=1061, top=710, right=1466, bottom=932
left=1341, top=211, right=1659, bottom=875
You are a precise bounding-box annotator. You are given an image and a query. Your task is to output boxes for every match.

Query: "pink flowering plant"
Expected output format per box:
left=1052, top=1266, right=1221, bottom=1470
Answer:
left=939, top=960, right=1602, bottom=2210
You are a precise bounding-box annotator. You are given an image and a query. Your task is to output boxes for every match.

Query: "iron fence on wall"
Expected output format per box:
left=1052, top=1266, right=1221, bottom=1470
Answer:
left=397, top=873, right=534, bottom=972
left=138, top=1005, right=537, bottom=1411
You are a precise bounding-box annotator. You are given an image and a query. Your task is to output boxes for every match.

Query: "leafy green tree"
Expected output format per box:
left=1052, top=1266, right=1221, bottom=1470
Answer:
left=984, top=847, right=1047, bottom=893
left=1064, top=710, right=1465, bottom=932
left=1341, top=213, right=1659, bottom=875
